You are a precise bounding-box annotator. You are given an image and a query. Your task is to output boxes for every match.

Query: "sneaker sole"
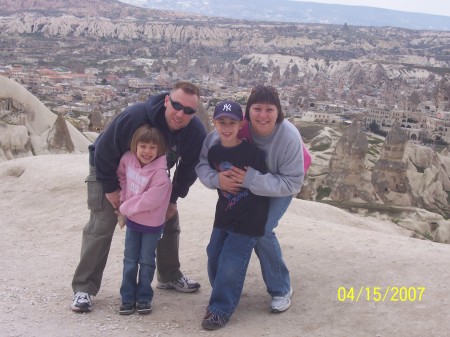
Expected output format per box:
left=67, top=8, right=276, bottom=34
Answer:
left=156, top=283, right=172, bottom=290
left=119, top=309, right=135, bottom=315
left=271, top=303, right=291, bottom=313
left=137, top=308, right=152, bottom=315
left=70, top=305, right=91, bottom=313
left=173, top=286, right=200, bottom=293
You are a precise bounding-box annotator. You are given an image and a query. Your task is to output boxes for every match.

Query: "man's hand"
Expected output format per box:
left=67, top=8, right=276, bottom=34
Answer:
left=165, top=202, right=177, bottom=221
left=105, top=190, right=121, bottom=210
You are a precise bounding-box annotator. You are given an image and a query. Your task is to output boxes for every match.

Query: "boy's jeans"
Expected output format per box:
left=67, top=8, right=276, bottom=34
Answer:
left=206, top=228, right=257, bottom=319
left=254, top=196, right=293, bottom=297
left=120, top=227, right=162, bottom=304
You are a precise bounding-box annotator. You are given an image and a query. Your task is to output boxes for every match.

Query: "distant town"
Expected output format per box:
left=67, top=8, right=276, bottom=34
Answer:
left=1, top=62, right=449, bottom=149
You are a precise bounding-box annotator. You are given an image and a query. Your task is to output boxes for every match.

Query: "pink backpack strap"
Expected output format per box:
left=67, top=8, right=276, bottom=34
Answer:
left=302, top=143, right=312, bottom=173
left=238, top=119, right=252, bottom=143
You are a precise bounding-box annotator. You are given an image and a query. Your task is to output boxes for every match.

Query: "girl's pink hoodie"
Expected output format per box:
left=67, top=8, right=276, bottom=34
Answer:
left=117, top=151, right=171, bottom=227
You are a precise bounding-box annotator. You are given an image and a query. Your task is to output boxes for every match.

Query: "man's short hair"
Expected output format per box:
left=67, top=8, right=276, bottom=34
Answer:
left=172, top=81, right=200, bottom=98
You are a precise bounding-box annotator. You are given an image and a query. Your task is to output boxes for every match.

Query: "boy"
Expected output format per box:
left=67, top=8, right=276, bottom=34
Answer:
left=195, top=100, right=269, bottom=330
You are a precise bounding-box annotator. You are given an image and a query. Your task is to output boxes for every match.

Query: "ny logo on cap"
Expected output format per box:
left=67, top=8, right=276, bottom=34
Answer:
left=223, top=103, right=232, bottom=112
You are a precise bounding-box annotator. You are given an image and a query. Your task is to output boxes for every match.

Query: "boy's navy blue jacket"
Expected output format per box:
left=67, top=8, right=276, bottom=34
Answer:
left=89, top=92, right=207, bottom=204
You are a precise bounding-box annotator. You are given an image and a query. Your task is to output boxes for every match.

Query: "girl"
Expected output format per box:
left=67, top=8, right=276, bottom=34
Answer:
left=116, top=124, right=172, bottom=315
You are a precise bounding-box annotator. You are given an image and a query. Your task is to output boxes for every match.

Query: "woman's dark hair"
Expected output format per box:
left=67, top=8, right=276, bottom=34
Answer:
left=244, top=85, right=284, bottom=123
left=130, top=124, right=166, bottom=157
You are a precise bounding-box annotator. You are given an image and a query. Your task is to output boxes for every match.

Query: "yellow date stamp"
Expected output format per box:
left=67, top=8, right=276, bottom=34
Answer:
left=337, top=286, right=425, bottom=302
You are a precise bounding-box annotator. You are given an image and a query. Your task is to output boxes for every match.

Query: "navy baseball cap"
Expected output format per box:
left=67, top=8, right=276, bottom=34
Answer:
left=213, top=100, right=243, bottom=121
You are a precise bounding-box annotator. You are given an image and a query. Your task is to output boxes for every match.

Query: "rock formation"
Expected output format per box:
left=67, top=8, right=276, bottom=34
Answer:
left=0, top=75, right=90, bottom=161
left=196, top=102, right=213, bottom=134
left=296, top=122, right=450, bottom=243
left=0, top=122, right=33, bottom=159
left=371, top=123, right=412, bottom=206
left=405, top=144, right=450, bottom=215
left=47, top=114, right=75, bottom=153
left=324, top=120, right=379, bottom=202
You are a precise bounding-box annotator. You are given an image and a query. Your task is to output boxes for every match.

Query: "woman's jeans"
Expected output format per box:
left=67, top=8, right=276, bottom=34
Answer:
left=206, top=228, right=257, bottom=319
left=254, top=196, right=293, bottom=297
left=120, top=227, right=162, bottom=304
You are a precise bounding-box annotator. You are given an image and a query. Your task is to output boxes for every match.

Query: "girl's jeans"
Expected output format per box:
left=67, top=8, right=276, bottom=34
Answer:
left=72, top=166, right=182, bottom=297
left=120, top=227, right=162, bottom=304
left=255, top=195, right=293, bottom=297
left=206, top=228, right=257, bottom=319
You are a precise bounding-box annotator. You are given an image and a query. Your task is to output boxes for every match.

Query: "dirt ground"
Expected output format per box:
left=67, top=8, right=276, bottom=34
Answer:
left=1, top=154, right=449, bottom=337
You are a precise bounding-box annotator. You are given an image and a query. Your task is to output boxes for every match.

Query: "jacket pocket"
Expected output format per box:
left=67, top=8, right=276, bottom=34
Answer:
left=85, top=174, right=104, bottom=211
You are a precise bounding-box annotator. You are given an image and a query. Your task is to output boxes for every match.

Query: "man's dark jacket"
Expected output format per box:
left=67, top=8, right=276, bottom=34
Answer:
left=89, top=92, right=207, bottom=203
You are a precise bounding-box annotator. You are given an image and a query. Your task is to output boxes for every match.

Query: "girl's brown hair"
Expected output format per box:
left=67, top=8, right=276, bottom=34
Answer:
left=244, top=85, right=284, bottom=123
left=130, top=124, right=166, bottom=157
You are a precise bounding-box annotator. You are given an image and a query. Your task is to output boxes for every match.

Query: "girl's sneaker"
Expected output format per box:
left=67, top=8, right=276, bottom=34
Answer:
left=136, top=302, right=152, bottom=315
left=201, top=311, right=229, bottom=330
left=119, top=302, right=135, bottom=315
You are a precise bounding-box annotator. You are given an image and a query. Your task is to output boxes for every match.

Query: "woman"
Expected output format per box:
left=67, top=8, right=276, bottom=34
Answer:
left=196, top=85, right=304, bottom=313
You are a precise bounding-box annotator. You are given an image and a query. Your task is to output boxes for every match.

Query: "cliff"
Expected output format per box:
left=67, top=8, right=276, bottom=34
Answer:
left=0, top=75, right=91, bottom=160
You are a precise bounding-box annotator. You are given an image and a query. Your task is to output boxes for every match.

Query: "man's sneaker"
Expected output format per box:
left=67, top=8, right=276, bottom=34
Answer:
left=119, top=302, right=135, bottom=315
left=71, top=291, right=92, bottom=313
left=136, top=302, right=152, bottom=315
left=202, top=311, right=229, bottom=330
left=271, top=287, right=293, bottom=313
left=157, top=276, right=200, bottom=293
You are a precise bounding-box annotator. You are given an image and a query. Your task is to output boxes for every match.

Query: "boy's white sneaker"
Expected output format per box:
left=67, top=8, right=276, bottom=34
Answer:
left=271, top=287, right=293, bottom=313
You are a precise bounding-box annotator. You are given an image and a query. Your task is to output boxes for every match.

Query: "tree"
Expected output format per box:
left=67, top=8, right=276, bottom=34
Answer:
left=369, top=120, right=380, bottom=133
left=409, top=91, right=420, bottom=110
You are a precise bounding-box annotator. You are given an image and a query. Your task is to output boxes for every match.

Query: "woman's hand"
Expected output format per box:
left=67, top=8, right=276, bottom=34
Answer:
left=218, top=167, right=247, bottom=194
left=229, top=166, right=247, bottom=183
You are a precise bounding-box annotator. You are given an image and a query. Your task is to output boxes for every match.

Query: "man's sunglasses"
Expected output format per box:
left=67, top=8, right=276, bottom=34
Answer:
left=169, top=97, right=197, bottom=115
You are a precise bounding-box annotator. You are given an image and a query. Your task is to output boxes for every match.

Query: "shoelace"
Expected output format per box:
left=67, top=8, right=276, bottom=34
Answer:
left=75, top=293, right=90, bottom=303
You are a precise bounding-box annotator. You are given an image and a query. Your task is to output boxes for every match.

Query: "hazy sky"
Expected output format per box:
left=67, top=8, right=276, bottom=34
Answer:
left=295, top=1, right=450, bottom=17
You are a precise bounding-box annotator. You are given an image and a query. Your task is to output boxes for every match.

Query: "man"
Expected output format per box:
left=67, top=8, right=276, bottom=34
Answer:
left=71, top=81, right=207, bottom=313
